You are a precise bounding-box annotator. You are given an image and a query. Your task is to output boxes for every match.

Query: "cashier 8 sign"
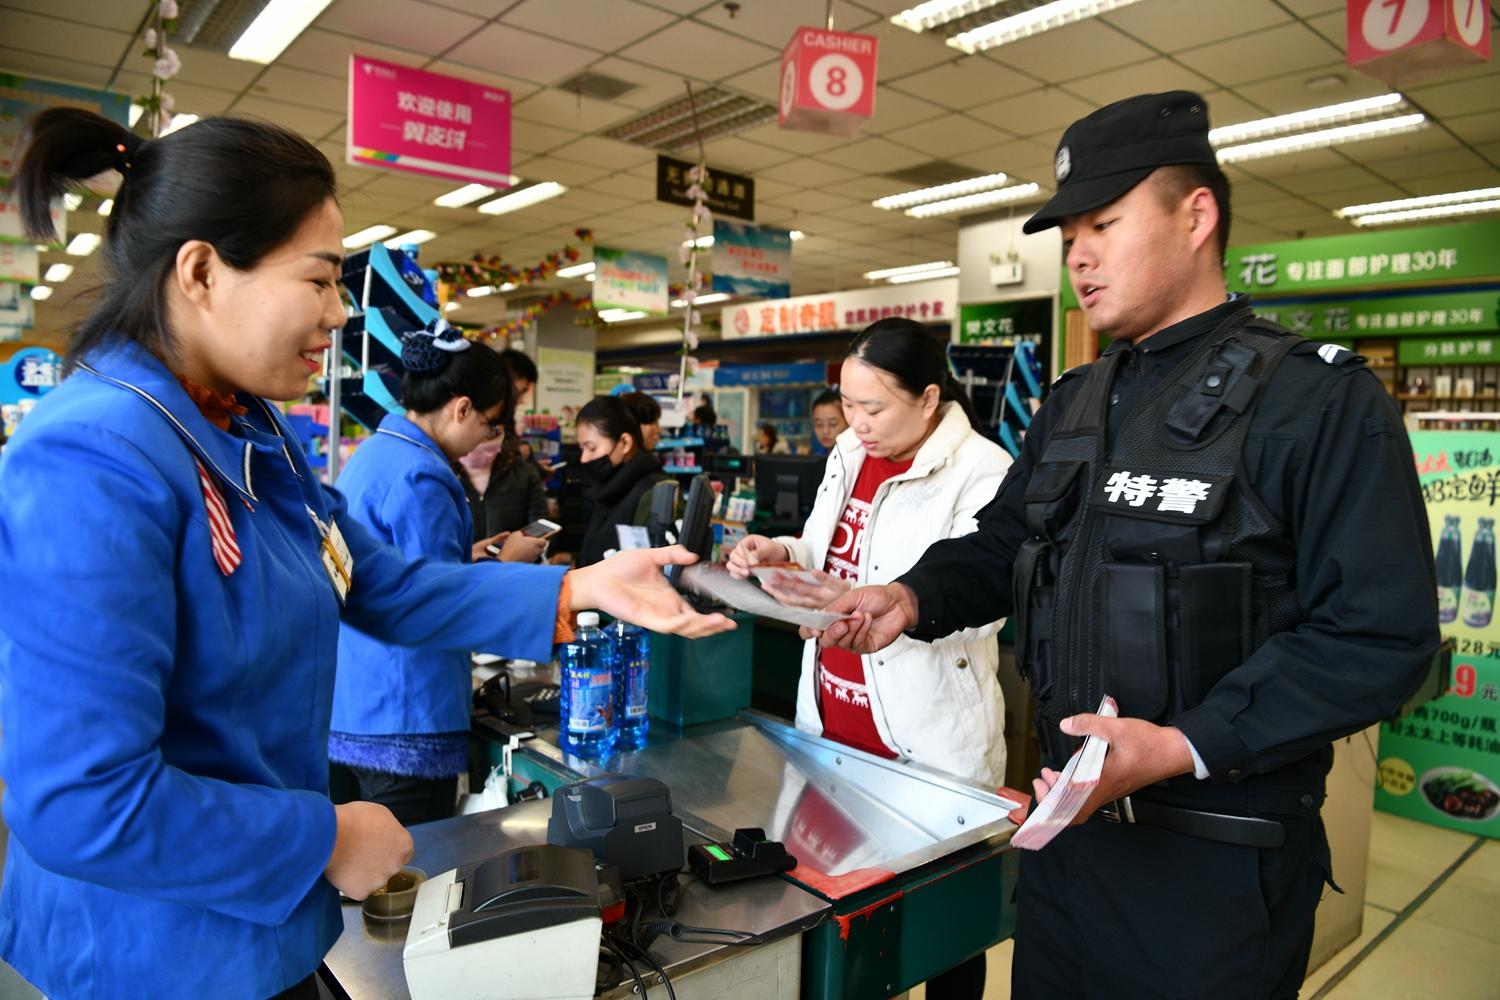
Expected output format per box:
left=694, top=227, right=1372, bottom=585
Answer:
left=782, top=55, right=867, bottom=117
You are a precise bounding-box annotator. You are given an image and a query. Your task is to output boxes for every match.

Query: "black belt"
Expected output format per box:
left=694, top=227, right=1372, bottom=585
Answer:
left=1097, top=795, right=1285, bottom=849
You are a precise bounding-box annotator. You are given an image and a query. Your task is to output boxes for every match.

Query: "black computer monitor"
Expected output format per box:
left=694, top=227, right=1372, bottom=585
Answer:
left=754, top=454, right=825, bottom=530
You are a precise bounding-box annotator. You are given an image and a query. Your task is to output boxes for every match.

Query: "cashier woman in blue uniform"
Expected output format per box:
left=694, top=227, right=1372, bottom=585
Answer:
left=0, top=109, right=730, bottom=1000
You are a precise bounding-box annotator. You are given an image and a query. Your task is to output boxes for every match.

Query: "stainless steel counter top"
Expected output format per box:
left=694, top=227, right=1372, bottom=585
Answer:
left=320, top=798, right=829, bottom=1000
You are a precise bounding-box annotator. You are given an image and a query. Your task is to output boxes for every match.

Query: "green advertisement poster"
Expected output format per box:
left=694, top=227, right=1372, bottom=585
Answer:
left=1226, top=220, right=1500, bottom=295
left=1374, top=430, right=1500, bottom=838
left=957, top=297, right=1053, bottom=345
left=1253, top=288, right=1500, bottom=340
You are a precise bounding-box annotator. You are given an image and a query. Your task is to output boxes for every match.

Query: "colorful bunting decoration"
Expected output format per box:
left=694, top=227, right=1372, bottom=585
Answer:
left=470, top=290, right=596, bottom=344
left=436, top=228, right=594, bottom=293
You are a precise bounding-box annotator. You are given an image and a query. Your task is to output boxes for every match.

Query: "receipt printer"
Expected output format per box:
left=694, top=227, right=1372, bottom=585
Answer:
left=403, top=845, right=601, bottom=1000
left=547, top=773, right=683, bottom=881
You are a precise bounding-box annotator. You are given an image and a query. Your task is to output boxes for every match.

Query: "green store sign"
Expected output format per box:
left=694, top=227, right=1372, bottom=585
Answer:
left=1226, top=220, right=1500, bottom=295
left=1252, top=289, right=1500, bottom=340
left=957, top=297, right=1052, bottom=345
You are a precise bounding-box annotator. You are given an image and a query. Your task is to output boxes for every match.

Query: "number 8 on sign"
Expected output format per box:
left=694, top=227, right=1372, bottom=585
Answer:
left=809, top=54, right=863, bottom=111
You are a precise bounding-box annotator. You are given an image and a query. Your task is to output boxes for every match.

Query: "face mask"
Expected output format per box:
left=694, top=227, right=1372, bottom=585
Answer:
left=458, top=438, right=506, bottom=474
left=581, top=454, right=615, bottom=483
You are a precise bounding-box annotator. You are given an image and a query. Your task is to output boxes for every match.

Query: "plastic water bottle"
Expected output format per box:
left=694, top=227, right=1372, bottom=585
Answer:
left=608, top=620, right=651, bottom=750
left=559, top=612, right=618, bottom=757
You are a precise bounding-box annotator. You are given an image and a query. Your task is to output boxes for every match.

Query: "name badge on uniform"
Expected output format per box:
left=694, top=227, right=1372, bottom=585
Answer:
left=307, top=506, right=354, bottom=603
left=1088, top=467, right=1233, bottom=525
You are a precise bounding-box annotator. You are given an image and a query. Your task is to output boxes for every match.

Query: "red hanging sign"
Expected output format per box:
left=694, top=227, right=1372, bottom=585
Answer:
left=1347, top=0, right=1491, bottom=85
left=778, top=27, right=879, bottom=138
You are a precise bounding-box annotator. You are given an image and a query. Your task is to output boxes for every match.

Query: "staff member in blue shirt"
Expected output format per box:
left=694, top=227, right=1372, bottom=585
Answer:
left=330, top=322, right=533, bottom=826
left=0, top=108, right=730, bottom=1000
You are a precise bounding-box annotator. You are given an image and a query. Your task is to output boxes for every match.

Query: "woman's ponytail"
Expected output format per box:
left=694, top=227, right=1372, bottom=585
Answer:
left=941, top=372, right=982, bottom=430
left=15, top=108, right=144, bottom=243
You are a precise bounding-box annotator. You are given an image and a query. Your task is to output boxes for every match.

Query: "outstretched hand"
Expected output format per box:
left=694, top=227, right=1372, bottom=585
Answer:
left=567, top=545, right=736, bottom=639
left=760, top=568, right=850, bottom=609
left=801, top=582, right=919, bottom=653
left=1030, top=714, right=1197, bottom=825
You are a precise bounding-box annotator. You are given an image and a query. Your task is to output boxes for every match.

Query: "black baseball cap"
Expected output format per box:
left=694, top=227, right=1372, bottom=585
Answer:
left=1023, top=91, right=1218, bottom=234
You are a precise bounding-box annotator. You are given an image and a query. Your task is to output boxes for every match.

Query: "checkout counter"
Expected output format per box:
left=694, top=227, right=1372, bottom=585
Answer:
left=320, top=663, right=1020, bottom=1000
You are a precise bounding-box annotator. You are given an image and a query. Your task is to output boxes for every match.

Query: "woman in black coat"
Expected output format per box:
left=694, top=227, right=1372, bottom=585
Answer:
left=457, top=435, right=547, bottom=543
left=575, top=396, right=671, bottom=567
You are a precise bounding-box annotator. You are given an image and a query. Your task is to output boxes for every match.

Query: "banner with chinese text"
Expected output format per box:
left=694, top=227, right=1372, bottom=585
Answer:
left=1375, top=430, right=1500, bottom=838
left=711, top=219, right=791, bottom=299
left=720, top=277, right=956, bottom=339
left=593, top=246, right=668, bottom=315
left=347, top=56, right=511, bottom=186
left=1253, top=288, right=1499, bottom=341
left=1227, top=220, right=1499, bottom=295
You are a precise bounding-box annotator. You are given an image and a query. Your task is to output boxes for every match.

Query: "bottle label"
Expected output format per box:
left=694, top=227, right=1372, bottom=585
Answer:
left=1438, top=586, right=1460, bottom=622
left=1461, top=589, right=1494, bottom=629
left=565, top=666, right=614, bottom=734
left=626, top=658, right=649, bottom=719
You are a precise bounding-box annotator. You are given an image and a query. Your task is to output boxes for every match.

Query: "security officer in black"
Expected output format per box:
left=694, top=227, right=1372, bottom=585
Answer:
left=814, top=92, right=1439, bottom=998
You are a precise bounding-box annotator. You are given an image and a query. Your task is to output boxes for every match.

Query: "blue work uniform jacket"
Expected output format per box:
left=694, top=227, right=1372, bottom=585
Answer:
left=332, top=413, right=475, bottom=737
left=0, top=341, right=565, bottom=999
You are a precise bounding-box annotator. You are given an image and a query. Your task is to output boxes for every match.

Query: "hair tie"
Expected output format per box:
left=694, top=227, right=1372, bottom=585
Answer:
left=113, top=131, right=146, bottom=173
left=400, top=318, right=471, bottom=375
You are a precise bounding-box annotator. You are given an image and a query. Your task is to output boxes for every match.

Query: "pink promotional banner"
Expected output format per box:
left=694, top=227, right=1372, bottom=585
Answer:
left=347, top=55, right=511, bottom=186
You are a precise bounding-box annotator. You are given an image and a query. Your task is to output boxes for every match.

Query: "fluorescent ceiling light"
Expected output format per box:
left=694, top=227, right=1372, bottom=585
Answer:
left=1352, top=200, right=1500, bottom=227
left=905, top=182, right=1042, bottom=218
left=161, top=113, right=199, bottom=136
left=62, top=193, right=83, bottom=211
left=947, top=0, right=1146, bottom=53
left=65, top=233, right=101, bottom=256
left=434, top=182, right=506, bottom=208
left=892, top=0, right=1004, bottom=31
left=682, top=235, right=714, bottom=249
left=44, top=263, right=74, bottom=283
left=585, top=274, right=595, bottom=282
left=466, top=286, right=495, bottom=298
left=873, top=172, right=1010, bottom=211
left=1336, top=186, right=1500, bottom=219
left=229, top=0, right=335, bottom=64
left=128, top=104, right=143, bottom=126
left=342, top=224, right=398, bottom=249
left=598, top=308, right=648, bottom=323
left=444, top=301, right=460, bottom=312
left=671, top=292, right=731, bottom=308
left=1216, top=113, right=1427, bottom=164
left=863, top=260, right=956, bottom=281
left=29, top=285, right=53, bottom=301
left=477, top=182, right=566, bottom=216
left=384, top=229, right=437, bottom=248
left=98, top=199, right=113, bottom=216
left=1209, top=93, right=1405, bottom=146
left=789, top=230, right=805, bottom=241
left=498, top=282, right=517, bottom=292
left=888, top=266, right=961, bottom=283
left=556, top=261, right=595, bottom=278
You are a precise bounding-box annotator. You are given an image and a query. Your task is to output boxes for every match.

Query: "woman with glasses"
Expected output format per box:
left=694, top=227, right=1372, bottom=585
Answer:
left=329, top=321, right=528, bottom=825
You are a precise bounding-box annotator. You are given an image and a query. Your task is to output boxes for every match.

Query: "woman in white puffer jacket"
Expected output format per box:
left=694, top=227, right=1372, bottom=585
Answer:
left=729, top=318, right=1013, bottom=788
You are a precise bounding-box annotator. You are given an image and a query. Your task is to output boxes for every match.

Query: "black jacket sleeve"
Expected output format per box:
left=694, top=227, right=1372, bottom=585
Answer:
left=1172, top=365, right=1441, bottom=779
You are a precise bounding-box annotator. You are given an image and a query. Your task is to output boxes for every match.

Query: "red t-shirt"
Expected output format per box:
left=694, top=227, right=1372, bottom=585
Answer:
left=817, top=454, right=912, bottom=759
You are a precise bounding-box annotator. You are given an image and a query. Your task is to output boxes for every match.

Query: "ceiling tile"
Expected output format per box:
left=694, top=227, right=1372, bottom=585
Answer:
left=1062, top=57, right=1214, bottom=107
left=886, top=53, right=1035, bottom=109
left=1227, top=145, right=1349, bottom=179
left=1362, top=147, right=1488, bottom=183
left=694, top=137, right=796, bottom=173
left=814, top=135, right=931, bottom=172
left=871, top=21, right=963, bottom=78
left=0, top=11, right=130, bottom=68
left=1197, top=88, right=1277, bottom=127
left=1, top=0, right=145, bottom=32
left=1101, top=0, right=1292, bottom=52
left=511, top=117, right=586, bottom=154
left=1444, top=110, right=1500, bottom=147
left=581, top=57, right=700, bottom=109
left=513, top=88, right=639, bottom=133
left=756, top=158, right=862, bottom=189
left=549, top=136, right=656, bottom=171
left=248, top=66, right=350, bottom=113
left=635, top=0, right=718, bottom=14
left=764, top=189, right=863, bottom=214
left=504, top=0, right=677, bottom=50
left=276, top=29, right=429, bottom=78
left=228, top=97, right=345, bottom=138
left=737, top=123, right=849, bottom=157
left=966, top=88, right=1096, bottom=140
left=718, top=58, right=783, bottom=104
left=316, top=0, right=486, bottom=57
left=0, top=45, right=115, bottom=88
left=1175, top=22, right=1343, bottom=88
left=857, top=86, right=949, bottom=135
left=423, top=60, right=544, bottom=102
left=1271, top=164, right=1387, bottom=196
left=616, top=20, right=778, bottom=81
left=444, top=25, right=600, bottom=86
left=1273, top=0, right=1346, bottom=16
left=1410, top=76, right=1500, bottom=120
left=512, top=155, right=614, bottom=187
left=690, top=1, right=880, bottom=48
left=1229, top=68, right=1392, bottom=118
left=884, top=112, right=1012, bottom=158
left=988, top=18, right=1155, bottom=81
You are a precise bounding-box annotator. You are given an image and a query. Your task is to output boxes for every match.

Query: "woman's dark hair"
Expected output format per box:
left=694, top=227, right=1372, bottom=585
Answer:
left=15, top=108, right=338, bottom=369
left=578, top=395, right=643, bottom=453
left=620, top=391, right=661, bottom=429
left=401, top=340, right=513, bottom=419
left=757, top=422, right=778, bottom=448
left=692, top=402, right=717, bottom=427
left=846, top=317, right=980, bottom=428
left=811, top=387, right=842, bottom=410
left=499, top=348, right=538, bottom=386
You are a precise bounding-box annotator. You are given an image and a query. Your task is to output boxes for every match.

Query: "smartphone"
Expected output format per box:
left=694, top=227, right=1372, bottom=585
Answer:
left=520, top=518, right=562, bottom=539
left=548, top=461, right=567, bottom=470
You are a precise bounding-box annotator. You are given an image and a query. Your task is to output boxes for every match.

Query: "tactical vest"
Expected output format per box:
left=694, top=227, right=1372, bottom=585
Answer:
left=1014, top=308, right=1305, bottom=769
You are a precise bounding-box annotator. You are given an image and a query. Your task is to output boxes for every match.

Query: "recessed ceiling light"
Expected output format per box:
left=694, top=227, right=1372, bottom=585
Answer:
left=435, top=183, right=506, bottom=208
left=887, top=266, right=961, bottom=283
left=671, top=292, right=731, bottom=308
left=342, top=224, right=398, bottom=249
left=556, top=261, right=595, bottom=278
left=98, top=199, right=113, bottom=216
left=789, top=230, right=806, bottom=241
left=873, top=172, right=1010, bottom=211
left=44, top=263, right=74, bottom=283
left=444, top=301, right=460, bottom=312
left=944, top=0, right=1147, bottom=53
left=466, top=286, right=495, bottom=298
left=1216, top=113, right=1427, bottom=164
left=229, top=0, right=335, bottom=64
left=863, top=260, right=956, bottom=281
left=477, top=182, right=566, bottom=216
left=904, top=182, right=1042, bottom=218
left=65, top=233, right=101, bottom=256
left=384, top=229, right=437, bottom=248
left=1304, top=73, right=1346, bottom=92
left=1209, top=93, right=1405, bottom=146
left=1352, top=200, right=1500, bottom=227
left=128, top=104, right=144, bottom=126
left=498, top=282, right=517, bottom=292
left=29, top=285, right=53, bottom=301
left=1335, top=186, right=1500, bottom=219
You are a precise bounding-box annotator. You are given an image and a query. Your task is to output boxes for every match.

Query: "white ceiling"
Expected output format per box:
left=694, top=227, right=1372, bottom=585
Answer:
left=3, top=0, right=1498, bottom=338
